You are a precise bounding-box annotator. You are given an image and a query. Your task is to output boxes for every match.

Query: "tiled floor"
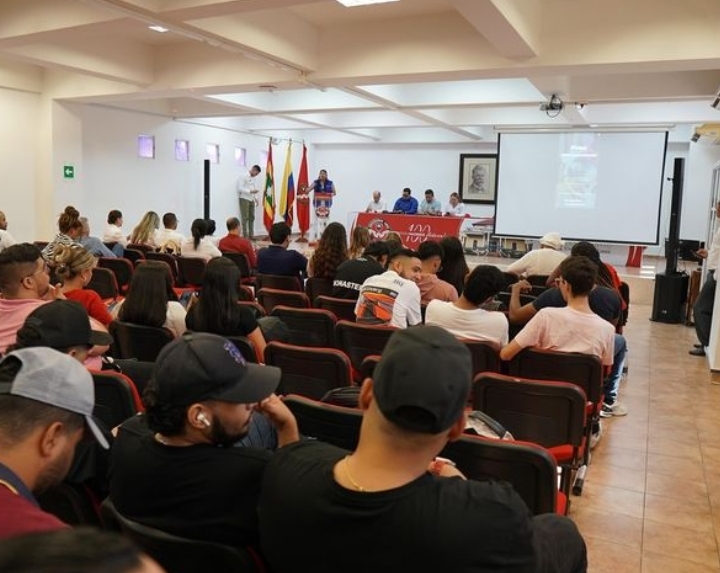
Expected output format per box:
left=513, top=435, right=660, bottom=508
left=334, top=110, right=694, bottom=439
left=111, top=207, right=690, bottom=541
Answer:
left=570, top=301, right=720, bottom=572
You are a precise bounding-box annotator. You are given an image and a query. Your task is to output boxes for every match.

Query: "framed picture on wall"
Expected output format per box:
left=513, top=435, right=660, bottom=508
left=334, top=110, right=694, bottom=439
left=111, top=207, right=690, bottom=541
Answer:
left=458, top=154, right=497, bottom=204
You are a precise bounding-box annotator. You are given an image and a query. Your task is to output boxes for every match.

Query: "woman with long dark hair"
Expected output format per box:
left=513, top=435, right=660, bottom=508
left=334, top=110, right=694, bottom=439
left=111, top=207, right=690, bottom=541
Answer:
left=308, top=222, right=348, bottom=279
left=180, top=218, right=222, bottom=260
left=437, top=235, right=470, bottom=295
left=113, top=261, right=186, bottom=337
left=547, top=241, right=622, bottom=291
left=185, top=257, right=267, bottom=357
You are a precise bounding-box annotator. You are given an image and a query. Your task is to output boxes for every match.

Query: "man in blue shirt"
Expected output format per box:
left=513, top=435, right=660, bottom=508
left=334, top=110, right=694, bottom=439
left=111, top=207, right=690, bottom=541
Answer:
left=257, top=222, right=308, bottom=281
left=418, top=189, right=442, bottom=215
left=392, top=188, right=418, bottom=214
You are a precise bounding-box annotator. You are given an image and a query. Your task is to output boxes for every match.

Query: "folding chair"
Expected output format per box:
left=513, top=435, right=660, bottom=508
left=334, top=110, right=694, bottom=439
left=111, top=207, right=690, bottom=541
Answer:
left=109, top=321, right=174, bottom=362
left=475, top=371, right=587, bottom=498
left=264, top=342, right=353, bottom=400
left=90, top=370, right=143, bottom=429
left=284, top=394, right=363, bottom=451
left=270, top=306, right=336, bottom=347
left=98, top=257, right=134, bottom=294
left=256, top=273, right=303, bottom=292
left=335, top=320, right=397, bottom=381
left=315, top=295, right=357, bottom=322
left=86, top=267, right=119, bottom=301
left=176, top=257, right=207, bottom=288
left=257, top=288, right=310, bottom=314
left=440, top=434, right=564, bottom=515
left=305, top=277, right=334, bottom=305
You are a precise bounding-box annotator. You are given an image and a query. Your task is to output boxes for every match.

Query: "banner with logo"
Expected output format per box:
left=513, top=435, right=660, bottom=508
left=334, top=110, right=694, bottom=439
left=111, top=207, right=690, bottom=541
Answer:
left=354, top=213, right=464, bottom=249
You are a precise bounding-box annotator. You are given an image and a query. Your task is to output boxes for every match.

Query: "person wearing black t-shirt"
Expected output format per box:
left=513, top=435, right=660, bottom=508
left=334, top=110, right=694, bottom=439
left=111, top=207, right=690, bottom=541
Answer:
left=331, top=241, right=389, bottom=300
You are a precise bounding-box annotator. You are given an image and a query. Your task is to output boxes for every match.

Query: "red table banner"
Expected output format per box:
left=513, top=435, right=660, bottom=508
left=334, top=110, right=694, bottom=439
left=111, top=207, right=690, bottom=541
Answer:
left=354, top=213, right=464, bottom=249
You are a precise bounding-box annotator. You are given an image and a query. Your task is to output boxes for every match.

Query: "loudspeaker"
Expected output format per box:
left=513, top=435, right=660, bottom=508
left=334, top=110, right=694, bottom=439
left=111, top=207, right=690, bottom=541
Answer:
left=651, top=272, right=689, bottom=323
left=664, top=157, right=685, bottom=274
left=203, top=159, right=211, bottom=220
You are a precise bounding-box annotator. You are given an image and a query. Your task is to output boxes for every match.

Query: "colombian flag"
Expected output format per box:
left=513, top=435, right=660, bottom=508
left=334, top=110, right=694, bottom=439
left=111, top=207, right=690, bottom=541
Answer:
left=263, top=140, right=275, bottom=233
left=279, top=142, right=295, bottom=227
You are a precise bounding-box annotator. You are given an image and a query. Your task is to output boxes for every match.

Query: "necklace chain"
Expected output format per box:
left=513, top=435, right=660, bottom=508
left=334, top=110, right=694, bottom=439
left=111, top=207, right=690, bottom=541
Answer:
left=343, top=455, right=366, bottom=492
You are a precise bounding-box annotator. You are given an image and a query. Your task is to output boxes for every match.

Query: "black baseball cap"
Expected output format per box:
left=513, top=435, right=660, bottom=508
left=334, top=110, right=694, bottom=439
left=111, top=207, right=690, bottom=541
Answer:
left=153, top=333, right=281, bottom=406
left=372, top=326, right=472, bottom=434
left=17, top=300, right=113, bottom=349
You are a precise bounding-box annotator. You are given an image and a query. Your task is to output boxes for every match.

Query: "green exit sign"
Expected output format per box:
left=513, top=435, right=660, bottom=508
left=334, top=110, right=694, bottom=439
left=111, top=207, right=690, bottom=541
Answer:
left=63, top=164, right=75, bottom=179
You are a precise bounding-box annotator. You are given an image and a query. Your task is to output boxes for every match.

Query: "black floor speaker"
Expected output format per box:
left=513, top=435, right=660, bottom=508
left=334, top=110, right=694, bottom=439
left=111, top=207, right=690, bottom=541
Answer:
left=651, top=272, right=689, bottom=323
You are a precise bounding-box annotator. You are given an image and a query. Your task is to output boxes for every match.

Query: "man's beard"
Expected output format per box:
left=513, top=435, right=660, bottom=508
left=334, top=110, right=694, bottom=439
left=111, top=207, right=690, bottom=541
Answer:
left=210, top=415, right=250, bottom=448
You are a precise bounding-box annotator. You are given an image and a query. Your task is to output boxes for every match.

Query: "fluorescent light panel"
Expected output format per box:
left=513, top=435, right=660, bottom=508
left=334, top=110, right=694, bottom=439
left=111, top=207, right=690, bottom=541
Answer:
left=336, top=0, right=399, bottom=7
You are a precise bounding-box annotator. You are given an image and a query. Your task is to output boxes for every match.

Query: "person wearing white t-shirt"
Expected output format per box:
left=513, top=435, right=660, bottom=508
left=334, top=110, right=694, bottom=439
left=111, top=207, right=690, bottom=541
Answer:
left=154, top=212, right=185, bottom=252
left=355, top=248, right=422, bottom=328
left=102, top=209, right=129, bottom=248
left=443, top=193, right=466, bottom=217
left=505, top=232, right=567, bottom=278
left=366, top=191, right=387, bottom=213
left=237, top=164, right=262, bottom=240
left=180, top=219, right=222, bottom=261
left=0, top=210, right=16, bottom=254
left=425, top=265, right=508, bottom=348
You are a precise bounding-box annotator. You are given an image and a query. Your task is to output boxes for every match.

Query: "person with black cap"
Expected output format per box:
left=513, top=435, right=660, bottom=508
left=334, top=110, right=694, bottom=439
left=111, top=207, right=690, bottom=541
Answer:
left=258, top=326, right=587, bottom=573
left=0, top=347, right=110, bottom=539
left=109, top=332, right=298, bottom=549
left=331, top=241, right=390, bottom=300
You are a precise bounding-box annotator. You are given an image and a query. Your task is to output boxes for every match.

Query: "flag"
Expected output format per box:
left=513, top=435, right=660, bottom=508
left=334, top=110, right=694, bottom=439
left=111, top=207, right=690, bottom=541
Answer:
left=297, top=143, right=310, bottom=236
left=263, top=140, right=275, bottom=233
left=279, top=141, right=295, bottom=227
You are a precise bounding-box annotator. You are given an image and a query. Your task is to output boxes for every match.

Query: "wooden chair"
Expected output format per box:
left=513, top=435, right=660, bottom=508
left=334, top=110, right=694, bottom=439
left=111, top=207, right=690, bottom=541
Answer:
left=315, top=295, right=357, bottom=322
left=264, top=342, right=353, bottom=400
left=109, top=321, right=174, bottom=362
left=270, top=306, right=336, bottom=347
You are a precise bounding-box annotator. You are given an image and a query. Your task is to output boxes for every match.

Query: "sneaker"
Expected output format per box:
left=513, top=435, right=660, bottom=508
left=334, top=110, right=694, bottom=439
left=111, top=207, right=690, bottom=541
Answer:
left=690, top=347, right=706, bottom=356
left=600, top=402, right=628, bottom=417
left=590, top=421, right=603, bottom=449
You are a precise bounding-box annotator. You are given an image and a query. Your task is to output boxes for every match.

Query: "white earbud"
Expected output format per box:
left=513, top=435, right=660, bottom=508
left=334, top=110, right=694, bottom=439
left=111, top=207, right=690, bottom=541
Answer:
left=197, top=413, right=211, bottom=428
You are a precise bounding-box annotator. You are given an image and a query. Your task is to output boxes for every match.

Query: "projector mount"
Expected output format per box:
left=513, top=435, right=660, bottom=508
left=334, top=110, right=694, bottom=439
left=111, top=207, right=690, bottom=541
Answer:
left=540, top=94, right=564, bottom=118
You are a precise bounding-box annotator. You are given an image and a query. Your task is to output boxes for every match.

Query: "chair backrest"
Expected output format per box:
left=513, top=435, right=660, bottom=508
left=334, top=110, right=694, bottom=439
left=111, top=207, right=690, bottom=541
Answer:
left=270, top=306, right=336, bottom=347
left=176, top=257, right=207, bottom=288
left=100, top=500, right=262, bottom=573
left=109, top=320, right=174, bottom=362
left=98, top=257, right=134, bottom=293
left=33, top=241, right=50, bottom=250
left=238, top=300, right=266, bottom=320
left=224, top=335, right=259, bottom=363
left=38, top=483, right=102, bottom=527
left=473, top=372, right=586, bottom=451
left=360, top=354, right=381, bottom=380
left=440, top=435, right=559, bottom=515
left=222, top=252, right=252, bottom=279
left=460, top=339, right=500, bottom=376
left=496, top=291, right=536, bottom=308
left=90, top=370, right=143, bottom=429
left=506, top=348, right=603, bottom=406
left=86, top=267, right=119, bottom=300
left=305, top=277, right=334, bottom=304
left=145, top=252, right=179, bottom=284
left=501, top=271, right=518, bottom=290
left=257, top=288, right=310, bottom=314
left=335, top=320, right=397, bottom=375
left=127, top=243, right=154, bottom=254
left=112, top=359, right=155, bottom=397
left=314, top=295, right=357, bottom=322
left=256, top=273, right=302, bottom=292
left=122, top=248, right=146, bottom=266
left=619, top=281, right=630, bottom=326
left=135, top=259, right=177, bottom=291
left=264, top=342, right=352, bottom=400
left=284, top=394, right=363, bottom=450
left=526, top=274, right=551, bottom=287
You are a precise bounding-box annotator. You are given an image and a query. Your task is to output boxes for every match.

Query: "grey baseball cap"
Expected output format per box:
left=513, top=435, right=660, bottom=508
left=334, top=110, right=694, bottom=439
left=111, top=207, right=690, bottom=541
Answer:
left=0, top=348, right=109, bottom=449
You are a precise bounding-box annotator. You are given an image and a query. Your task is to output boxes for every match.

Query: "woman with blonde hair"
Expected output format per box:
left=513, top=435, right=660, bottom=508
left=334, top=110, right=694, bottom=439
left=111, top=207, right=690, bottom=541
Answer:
left=42, top=205, right=84, bottom=260
left=53, top=244, right=113, bottom=327
left=308, top=222, right=348, bottom=280
left=129, top=211, right=161, bottom=247
left=348, top=226, right=370, bottom=259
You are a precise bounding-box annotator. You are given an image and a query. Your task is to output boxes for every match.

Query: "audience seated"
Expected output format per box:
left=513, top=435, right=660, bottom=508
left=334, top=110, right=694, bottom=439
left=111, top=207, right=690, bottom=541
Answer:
left=109, top=333, right=299, bottom=548
left=436, top=236, right=470, bottom=296
left=415, top=240, right=458, bottom=304
left=218, top=217, right=256, bottom=268
left=53, top=244, right=112, bottom=327
left=505, top=232, right=567, bottom=278
left=348, top=226, right=370, bottom=259
left=153, top=212, right=185, bottom=253
left=112, top=262, right=186, bottom=338
left=102, top=210, right=129, bottom=248
left=205, top=219, right=220, bottom=246
left=129, top=212, right=160, bottom=248
left=355, top=248, right=422, bottom=328
left=0, top=347, right=109, bottom=539
left=331, top=241, right=389, bottom=300
left=41, top=206, right=83, bottom=260
left=256, top=222, right=307, bottom=280
left=417, top=188, right=442, bottom=215
left=425, top=265, right=508, bottom=347
left=78, top=216, right=120, bottom=258
left=185, top=257, right=267, bottom=357
left=258, top=326, right=587, bottom=573
left=180, top=219, right=222, bottom=261
left=0, top=210, right=16, bottom=254
left=307, top=222, right=348, bottom=280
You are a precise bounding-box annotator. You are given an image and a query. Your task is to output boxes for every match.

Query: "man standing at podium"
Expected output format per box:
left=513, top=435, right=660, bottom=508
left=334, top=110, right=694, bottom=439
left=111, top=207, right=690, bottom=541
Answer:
left=690, top=201, right=720, bottom=356
left=237, top=164, right=262, bottom=240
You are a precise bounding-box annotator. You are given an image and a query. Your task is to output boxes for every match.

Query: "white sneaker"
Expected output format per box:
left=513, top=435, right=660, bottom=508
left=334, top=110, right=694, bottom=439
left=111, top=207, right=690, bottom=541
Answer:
left=590, top=421, right=603, bottom=449
left=600, top=402, right=628, bottom=418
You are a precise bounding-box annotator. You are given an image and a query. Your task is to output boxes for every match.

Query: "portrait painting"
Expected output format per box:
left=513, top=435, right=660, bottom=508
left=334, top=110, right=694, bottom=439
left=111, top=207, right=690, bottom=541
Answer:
left=458, top=154, right=497, bottom=204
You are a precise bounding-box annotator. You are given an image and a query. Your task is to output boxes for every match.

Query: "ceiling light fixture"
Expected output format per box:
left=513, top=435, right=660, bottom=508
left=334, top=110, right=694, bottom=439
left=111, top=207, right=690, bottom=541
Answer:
left=336, top=0, right=399, bottom=7
left=148, top=25, right=168, bottom=33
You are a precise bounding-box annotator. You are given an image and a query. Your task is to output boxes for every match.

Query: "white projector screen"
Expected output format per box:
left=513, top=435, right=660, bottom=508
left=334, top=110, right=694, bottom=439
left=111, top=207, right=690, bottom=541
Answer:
left=494, top=132, right=668, bottom=244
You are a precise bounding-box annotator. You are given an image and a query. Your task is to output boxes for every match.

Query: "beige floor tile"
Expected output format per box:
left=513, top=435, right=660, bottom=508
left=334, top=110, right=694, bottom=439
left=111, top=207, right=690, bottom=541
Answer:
left=586, top=537, right=642, bottom=573
left=588, top=464, right=646, bottom=493
left=642, top=518, right=719, bottom=568
left=575, top=483, right=645, bottom=519
left=645, top=471, right=709, bottom=506
left=571, top=507, right=643, bottom=549
left=644, top=492, right=713, bottom=532
left=646, top=453, right=705, bottom=480
left=642, top=552, right=720, bottom=573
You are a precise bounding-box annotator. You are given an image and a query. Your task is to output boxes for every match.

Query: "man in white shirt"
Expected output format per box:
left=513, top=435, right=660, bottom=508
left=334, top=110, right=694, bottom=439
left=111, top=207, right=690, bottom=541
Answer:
left=0, top=211, right=16, bottom=254
left=154, top=212, right=185, bottom=252
left=102, top=210, right=128, bottom=247
left=238, top=165, right=262, bottom=240
left=691, top=201, right=720, bottom=356
left=366, top=191, right=387, bottom=213
left=505, top=232, right=567, bottom=278
left=444, top=193, right=466, bottom=217
left=355, top=248, right=422, bottom=328
left=425, top=265, right=508, bottom=348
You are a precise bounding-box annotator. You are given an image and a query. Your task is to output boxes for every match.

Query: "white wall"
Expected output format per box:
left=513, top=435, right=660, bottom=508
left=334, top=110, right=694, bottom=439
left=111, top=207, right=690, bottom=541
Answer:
left=0, top=87, right=40, bottom=242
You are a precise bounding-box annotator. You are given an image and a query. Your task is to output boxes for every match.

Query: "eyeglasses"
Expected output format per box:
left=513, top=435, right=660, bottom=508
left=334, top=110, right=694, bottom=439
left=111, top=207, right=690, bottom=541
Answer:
left=23, top=261, right=49, bottom=281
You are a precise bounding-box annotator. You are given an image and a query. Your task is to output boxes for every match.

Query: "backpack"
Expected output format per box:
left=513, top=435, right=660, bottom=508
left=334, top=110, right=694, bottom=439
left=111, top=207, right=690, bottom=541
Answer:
left=157, top=239, right=180, bottom=255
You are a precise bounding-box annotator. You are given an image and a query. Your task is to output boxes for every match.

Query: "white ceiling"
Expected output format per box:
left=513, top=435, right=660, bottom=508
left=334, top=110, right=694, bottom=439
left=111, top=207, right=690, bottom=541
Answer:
left=2, top=0, right=720, bottom=144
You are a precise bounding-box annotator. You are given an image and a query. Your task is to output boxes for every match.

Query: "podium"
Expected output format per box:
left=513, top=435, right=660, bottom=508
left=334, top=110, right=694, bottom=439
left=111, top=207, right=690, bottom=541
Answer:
left=314, top=192, right=334, bottom=238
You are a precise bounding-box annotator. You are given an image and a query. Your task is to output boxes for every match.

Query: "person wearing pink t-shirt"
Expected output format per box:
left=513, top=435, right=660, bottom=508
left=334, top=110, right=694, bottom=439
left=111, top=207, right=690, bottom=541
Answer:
left=415, top=240, right=458, bottom=305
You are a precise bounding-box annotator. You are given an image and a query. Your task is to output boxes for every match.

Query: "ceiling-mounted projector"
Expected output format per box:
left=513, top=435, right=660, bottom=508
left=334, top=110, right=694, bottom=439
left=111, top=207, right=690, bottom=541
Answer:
left=540, top=94, right=564, bottom=116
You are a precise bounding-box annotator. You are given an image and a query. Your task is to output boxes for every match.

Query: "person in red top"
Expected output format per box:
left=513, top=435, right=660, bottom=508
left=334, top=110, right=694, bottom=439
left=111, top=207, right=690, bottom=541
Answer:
left=53, top=244, right=113, bottom=327
left=218, top=217, right=257, bottom=269
left=0, top=346, right=109, bottom=539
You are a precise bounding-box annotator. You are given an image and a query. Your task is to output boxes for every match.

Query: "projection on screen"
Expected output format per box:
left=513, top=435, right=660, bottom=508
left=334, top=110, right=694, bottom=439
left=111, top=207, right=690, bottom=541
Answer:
left=494, top=132, right=668, bottom=245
